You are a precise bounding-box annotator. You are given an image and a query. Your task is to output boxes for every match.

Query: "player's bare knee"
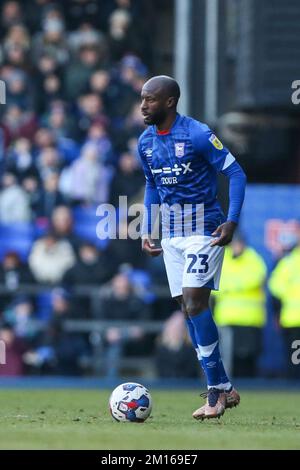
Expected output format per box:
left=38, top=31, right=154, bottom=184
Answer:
left=185, top=300, right=208, bottom=317
left=183, top=288, right=210, bottom=316
left=174, top=295, right=188, bottom=316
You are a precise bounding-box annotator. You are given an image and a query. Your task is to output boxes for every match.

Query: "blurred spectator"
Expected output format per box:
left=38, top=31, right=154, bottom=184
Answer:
left=63, top=242, right=116, bottom=320
left=35, top=172, right=65, bottom=219
left=43, top=102, right=76, bottom=140
left=34, top=54, right=62, bottom=113
left=29, top=232, right=76, bottom=284
left=63, top=242, right=115, bottom=287
left=0, top=251, right=34, bottom=289
left=1, top=1, right=24, bottom=35
left=41, top=74, right=64, bottom=108
left=119, top=54, right=147, bottom=89
left=68, top=21, right=107, bottom=56
left=7, top=137, right=39, bottom=182
left=34, top=126, right=79, bottom=166
left=155, top=311, right=199, bottom=378
left=98, top=272, right=150, bottom=320
left=22, top=175, right=41, bottom=216
left=84, top=121, right=114, bottom=165
left=24, top=0, right=61, bottom=34
left=107, top=8, right=142, bottom=62
left=145, top=254, right=168, bottom=290
left=123, top=100, right=146, bottom=139
left=109, top=151, right=144, bottom=207
left=99, top=72, right=138, bottom=125
left=5, top=69, right=33, bottom=110
left=98, top=272, right=150, bottom=377
left=31, top=6, right=69, bottom=66
left=1, top=105, right=37, bottom=146
left=107, top=219, right=147, bottom=269
left=2, top=24, right=31, bottom=54
left=51, top=205, right=73, bottom=235
left=108, top=8, right=131, bottom=57
left=213, top=234, right=267, bottom=377
left=2, top=295, right=38, bottom=344
left=5, top=45, right=30, bottom=72
left=76, top=92, right=109, bottom=140
left=23, top=288, right=89, bottom=375
left=89, top=69, right=110, bottom=96
left=64, top=45, right=103, bottom=101
left=268, top=232, right=300, bottom=379
left=107, top=55, right=147, bottom=132
left=36, top=146, right=62, bottom=180
left=34, top=126, right=56, bottom=151
left=0, top=172, right=31, bottom=223
left=119, top=263, right=155, bottom=304
left=50, top=205, right=81, bottom=250
left=59, top=143, right=112, bottom=204
left=0, top=251, right=34, bottom=312
left=0, top=324, right=27, bottom=376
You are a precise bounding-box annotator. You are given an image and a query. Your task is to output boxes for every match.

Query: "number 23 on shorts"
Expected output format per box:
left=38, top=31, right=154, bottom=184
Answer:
left=186, top=254, right=209, bottom=274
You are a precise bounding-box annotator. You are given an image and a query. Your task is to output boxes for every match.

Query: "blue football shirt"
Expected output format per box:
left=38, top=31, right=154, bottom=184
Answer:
left=138, top=113, right=244, bottom=238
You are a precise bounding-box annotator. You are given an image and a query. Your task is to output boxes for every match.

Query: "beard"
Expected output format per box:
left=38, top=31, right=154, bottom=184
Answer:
left=143, top=109, right=167, bottom=126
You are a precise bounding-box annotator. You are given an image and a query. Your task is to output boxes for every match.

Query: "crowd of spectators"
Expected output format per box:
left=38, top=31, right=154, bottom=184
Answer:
left=0, top=0, right=174, bottom=377
left=2, top=1, right=297, bottom=381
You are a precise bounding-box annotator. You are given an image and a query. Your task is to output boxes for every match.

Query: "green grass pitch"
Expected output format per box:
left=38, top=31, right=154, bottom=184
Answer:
left=0, top=389, right=299, bottom=450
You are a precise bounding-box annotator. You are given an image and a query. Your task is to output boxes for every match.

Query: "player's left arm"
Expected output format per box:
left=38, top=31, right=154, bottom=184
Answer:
left=190, top=122, right=247, bottom=246
left=211, top=160, right=247, bottom=246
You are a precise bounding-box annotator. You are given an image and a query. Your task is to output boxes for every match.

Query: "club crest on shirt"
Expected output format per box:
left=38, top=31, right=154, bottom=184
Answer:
left=175, top=142, right=185, bottom=157
left=209, top=134, right=223, bottom=150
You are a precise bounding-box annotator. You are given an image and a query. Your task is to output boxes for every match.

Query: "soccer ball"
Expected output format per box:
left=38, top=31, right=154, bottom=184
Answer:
left=109, top=382, right=152, bottom=422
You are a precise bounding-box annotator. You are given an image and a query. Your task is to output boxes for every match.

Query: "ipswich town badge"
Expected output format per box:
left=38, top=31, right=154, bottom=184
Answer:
left=175, top=142, right=185, bottom=157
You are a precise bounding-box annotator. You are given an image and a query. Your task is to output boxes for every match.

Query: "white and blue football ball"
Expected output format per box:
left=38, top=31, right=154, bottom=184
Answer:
left=109, top=382, right=152, bottom=422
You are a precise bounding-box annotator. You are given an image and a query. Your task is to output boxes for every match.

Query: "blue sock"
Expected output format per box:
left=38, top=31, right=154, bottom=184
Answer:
left=185, top=316, right=198, bottom=349
left=190, top=309, right=223, bottom=388
left=185, top=317, right=206, bottom=375
left=218, top=360, right=231, bottom=389
left=186, top=313, right=232, bottom=389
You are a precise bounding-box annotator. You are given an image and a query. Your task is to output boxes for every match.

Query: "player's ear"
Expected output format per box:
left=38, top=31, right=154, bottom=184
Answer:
left=167, top=96, right=176, bottom=108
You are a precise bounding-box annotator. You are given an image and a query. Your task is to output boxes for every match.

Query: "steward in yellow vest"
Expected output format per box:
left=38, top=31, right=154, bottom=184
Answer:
left=213, top=236, right=267, bottom=377
left=214, top=245, right=267, bottom=328
left=268, top=244, right=300, bottom=379
left=268, top=246, right=300, bottom=328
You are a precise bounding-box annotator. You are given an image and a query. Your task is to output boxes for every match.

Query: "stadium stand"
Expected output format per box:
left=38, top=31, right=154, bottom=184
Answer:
left=0, top=1, right=298, bottom=380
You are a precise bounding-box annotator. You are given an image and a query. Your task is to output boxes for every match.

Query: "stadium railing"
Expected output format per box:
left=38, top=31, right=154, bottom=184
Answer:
left=0, top=284, right=166, bottom=377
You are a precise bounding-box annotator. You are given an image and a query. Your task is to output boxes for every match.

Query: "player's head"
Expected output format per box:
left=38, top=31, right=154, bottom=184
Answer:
left=141, top=75, right=180, bottom=126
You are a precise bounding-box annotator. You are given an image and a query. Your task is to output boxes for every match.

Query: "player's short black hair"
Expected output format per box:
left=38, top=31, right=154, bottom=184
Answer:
left=158, top=76, right=180, bottom=104
left=144, top=75, right=181, bottom=105
left=167, top=78, right=181, bottom=104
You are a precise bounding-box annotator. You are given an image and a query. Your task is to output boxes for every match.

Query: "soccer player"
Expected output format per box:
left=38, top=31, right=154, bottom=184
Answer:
left=138, top=76, right=246, bottom=420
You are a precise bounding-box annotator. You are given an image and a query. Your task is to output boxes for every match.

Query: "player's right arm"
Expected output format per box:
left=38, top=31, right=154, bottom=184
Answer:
left=137, top=137, right=162, bottom=257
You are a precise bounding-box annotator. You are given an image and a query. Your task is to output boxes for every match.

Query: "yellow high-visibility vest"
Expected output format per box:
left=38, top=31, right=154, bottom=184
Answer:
left=213, top=247, right=267, bottom=327
left=268, top=246, right=300, bottom=328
